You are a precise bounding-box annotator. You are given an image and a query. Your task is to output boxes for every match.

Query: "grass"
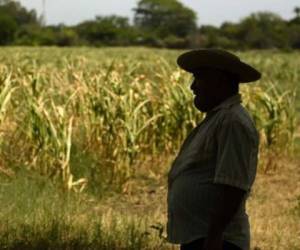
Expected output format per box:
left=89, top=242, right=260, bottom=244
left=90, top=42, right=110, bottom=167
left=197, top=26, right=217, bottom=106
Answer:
left=248, top=154, right=300, bottom=249
left=0, top=148, right=299, bottom=249
left=0, top=168, right=153, bottom=250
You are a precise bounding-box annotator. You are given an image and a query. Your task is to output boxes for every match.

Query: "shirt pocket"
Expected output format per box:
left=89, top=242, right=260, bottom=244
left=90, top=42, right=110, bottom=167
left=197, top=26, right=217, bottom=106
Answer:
left=192, top=129, right=216, bottom=161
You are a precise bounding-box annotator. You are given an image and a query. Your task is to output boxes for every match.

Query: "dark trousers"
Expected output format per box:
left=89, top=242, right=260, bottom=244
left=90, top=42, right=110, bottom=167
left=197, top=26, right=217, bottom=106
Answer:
left=180, top=237, right=242, bottom=250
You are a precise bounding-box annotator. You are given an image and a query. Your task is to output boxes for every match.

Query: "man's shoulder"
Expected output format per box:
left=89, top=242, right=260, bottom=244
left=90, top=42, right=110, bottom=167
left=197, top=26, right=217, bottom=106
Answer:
left=217, top=103, right=258, bottom=134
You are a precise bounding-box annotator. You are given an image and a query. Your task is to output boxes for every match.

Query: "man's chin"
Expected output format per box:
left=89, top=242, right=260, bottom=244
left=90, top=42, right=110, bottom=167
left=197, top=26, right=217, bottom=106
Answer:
left=194, top=100, right=209, bottom=112
left=194, top=96, right=209, bottom=112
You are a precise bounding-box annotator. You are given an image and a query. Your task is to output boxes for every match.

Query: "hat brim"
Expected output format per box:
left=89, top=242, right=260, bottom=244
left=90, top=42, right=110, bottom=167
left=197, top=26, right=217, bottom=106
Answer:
left=177, top=50, right=261, bottom=83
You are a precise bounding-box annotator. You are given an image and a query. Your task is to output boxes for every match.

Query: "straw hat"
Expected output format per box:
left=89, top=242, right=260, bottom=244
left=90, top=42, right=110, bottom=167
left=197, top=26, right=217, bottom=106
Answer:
left=177, top=49, right=261, bottom=83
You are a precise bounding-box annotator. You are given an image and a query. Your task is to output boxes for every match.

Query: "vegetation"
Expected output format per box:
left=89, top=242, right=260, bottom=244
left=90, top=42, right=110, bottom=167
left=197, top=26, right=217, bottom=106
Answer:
left=133, top=0, right=197, bottom=47
left=0, top=169, right=153, bottom=250
left=0, top=47, right=299, bottom=249
left=0, top=47, right=297, bottom=189
left=1, top=0, right=300, bottom=49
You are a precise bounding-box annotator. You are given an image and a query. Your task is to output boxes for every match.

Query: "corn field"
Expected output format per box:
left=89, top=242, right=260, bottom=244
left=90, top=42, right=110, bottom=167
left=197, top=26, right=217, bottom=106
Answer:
left=0, top=47, right=298, bottom=193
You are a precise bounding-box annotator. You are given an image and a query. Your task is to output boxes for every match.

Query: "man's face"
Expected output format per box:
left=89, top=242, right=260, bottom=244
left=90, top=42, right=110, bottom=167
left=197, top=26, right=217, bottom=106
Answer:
left=190, top=68, right=229, bottom=112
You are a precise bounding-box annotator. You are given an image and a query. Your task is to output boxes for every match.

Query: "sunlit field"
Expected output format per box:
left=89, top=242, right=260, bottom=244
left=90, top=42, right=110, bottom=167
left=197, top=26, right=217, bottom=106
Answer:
left=0, top=47, right=299, bottom=249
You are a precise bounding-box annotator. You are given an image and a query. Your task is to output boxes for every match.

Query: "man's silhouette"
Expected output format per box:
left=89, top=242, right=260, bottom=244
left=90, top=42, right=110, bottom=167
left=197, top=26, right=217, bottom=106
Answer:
left=166, top=49, right=261, bottom=250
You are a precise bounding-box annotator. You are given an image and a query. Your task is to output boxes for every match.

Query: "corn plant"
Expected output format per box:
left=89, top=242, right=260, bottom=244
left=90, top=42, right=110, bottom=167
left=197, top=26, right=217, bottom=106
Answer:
left=242, top=81, right=297, bottom=173
left=0, top=47, right=297, bottom=191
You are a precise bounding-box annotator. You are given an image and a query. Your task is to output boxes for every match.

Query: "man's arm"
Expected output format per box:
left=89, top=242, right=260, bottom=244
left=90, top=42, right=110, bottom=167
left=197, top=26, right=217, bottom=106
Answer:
left=203, top=114, right=256, bottom=249
left=203, top=184, right=247, bottom=250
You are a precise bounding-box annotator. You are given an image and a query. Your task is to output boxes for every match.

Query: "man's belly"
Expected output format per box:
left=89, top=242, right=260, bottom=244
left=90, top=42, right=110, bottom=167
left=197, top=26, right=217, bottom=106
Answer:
left=166, top=170, right=250, bottom=248
left=167, top=172, right=247, bottom=224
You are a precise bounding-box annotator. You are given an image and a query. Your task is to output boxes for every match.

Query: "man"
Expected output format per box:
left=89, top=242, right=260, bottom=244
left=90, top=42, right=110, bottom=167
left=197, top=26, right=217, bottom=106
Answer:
left=166, top=49, right=261, bottom=250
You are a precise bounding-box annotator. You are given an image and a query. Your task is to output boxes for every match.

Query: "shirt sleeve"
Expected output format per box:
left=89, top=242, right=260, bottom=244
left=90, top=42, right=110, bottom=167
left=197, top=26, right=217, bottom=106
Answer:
left=213, top=115, right=257, bottom=192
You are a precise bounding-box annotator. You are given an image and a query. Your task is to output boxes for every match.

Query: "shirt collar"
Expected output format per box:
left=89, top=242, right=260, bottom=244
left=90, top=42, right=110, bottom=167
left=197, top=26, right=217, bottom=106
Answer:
left=207, top=93, right=242, bottom=116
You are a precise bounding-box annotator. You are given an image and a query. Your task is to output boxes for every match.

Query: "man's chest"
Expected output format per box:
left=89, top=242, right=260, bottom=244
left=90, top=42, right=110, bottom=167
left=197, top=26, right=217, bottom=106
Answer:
left=173, top=118, right=219, bottom=165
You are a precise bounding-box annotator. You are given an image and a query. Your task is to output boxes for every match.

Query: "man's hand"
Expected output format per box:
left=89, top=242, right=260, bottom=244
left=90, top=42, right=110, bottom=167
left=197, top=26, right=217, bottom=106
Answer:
left=203, top=184, right=246, bottom=250
left=202, top=234, right=223, bottom=250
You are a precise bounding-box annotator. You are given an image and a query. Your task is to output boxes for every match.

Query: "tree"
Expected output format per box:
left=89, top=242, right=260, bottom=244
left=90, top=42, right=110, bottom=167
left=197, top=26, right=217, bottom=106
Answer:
left=236, top=12, right=289, bottom=49
left=294, top=7, right=300, bottom=18
left=288, top=24, right=300, bottom=48
left=0, top=0, right=40, bottom=26
left=289, top=6, right=300, bottom=25
left=0, top=0, right=41, bottom=44
left=133, top=0, right=197, bottom=38
left=52, top=26, right=79, bottom=46
left=76, top=15, right=135, bottom=46
left=0, top=14, right=17, bottom=44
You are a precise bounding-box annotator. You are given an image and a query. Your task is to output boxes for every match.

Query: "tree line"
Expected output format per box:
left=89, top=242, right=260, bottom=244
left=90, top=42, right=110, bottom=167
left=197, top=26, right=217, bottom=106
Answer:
left=0, top=0, right=300, bottom=49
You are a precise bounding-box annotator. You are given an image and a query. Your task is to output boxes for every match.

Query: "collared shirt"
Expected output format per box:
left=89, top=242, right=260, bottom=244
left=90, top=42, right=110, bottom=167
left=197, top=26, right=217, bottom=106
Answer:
left=166, top=93, right=259, bottom=250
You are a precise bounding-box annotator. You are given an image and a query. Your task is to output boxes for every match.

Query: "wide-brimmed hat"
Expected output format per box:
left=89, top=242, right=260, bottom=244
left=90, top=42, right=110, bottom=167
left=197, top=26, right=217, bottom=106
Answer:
left=177, top=49, right=261, bottom=83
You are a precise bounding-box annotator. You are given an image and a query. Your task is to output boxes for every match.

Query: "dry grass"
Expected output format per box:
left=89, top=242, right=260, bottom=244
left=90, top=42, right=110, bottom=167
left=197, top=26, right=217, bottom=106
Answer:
left=248, top=155, right=300, bottom=250
left=0, top=149, right=298, bottom=249
left=89, top=150, right=300, bottom=249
